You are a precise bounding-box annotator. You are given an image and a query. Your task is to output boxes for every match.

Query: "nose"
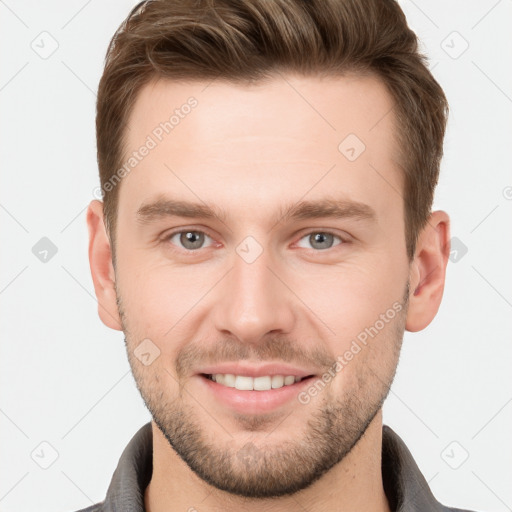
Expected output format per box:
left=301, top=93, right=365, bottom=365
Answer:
left=213, top=246, right=296, bottom=345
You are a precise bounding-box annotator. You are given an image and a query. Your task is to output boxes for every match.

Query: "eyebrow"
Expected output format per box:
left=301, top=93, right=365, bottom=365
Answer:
left=136, top=195, right=377, bottom=226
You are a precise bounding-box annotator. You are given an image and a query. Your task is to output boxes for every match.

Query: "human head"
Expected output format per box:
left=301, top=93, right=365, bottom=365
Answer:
left=88, top=0, right=451, bottom=501
left=95, top=0, right=448, bottom=264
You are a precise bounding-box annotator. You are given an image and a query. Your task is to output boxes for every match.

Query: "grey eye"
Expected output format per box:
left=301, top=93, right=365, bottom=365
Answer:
left=297, top=232, right=342, bottom=250
left=170, top=231, right=211, bottom=250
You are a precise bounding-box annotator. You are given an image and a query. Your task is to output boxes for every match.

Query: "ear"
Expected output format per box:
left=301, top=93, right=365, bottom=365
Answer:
left=406, top=210, right=451, bottom=332
left=86, top=199, right=122, bottom=330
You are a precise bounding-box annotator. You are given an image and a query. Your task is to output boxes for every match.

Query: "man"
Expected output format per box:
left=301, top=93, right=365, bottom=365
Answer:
left=82, top=0, right=475, bottom=510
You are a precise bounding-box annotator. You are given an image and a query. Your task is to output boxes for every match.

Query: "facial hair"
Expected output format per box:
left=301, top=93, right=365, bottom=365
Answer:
left=118, top=281, right=410, bottom=499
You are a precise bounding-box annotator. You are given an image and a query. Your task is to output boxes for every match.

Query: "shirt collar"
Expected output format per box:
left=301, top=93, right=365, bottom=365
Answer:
left=98, top=422, right=446, bottom=512
left=381, top=425, right=445, bottom=511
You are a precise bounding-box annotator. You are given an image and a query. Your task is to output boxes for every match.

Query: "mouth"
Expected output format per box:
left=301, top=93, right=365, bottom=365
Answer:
left=201, top=373, right=316, bottom=391
left=197, top=372, right=317, bottom=415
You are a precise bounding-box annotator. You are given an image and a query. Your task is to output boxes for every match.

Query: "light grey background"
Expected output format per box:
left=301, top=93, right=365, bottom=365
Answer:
left=1, top=1, right=511, bottom=511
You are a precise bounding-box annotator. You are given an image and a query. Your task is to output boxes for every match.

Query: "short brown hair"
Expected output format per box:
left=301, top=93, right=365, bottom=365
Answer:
left=96, top=0, right=448, bottom=262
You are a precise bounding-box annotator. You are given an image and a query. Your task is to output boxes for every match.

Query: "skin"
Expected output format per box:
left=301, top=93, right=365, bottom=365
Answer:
left=87, top=73, right=450, bottom=512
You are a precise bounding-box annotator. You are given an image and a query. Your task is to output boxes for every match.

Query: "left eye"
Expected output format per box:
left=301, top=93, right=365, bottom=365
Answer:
left=167, top=230, right=214, bottom=251
left=296, top=232, right=344, bottom=251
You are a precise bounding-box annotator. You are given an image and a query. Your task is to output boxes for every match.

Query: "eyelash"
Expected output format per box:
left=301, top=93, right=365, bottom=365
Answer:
left=162, top=228, right=348, bottom=253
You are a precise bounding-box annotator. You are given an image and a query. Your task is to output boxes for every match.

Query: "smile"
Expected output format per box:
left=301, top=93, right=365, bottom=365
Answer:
left=204, top=374, right=310, bottom=391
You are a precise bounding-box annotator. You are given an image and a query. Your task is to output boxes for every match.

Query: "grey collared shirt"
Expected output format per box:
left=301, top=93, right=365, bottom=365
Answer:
left=72, top=423, right=477, bottom=512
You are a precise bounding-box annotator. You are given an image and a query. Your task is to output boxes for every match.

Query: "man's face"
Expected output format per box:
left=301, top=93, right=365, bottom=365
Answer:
left=113, top=73, right=411, bottom=497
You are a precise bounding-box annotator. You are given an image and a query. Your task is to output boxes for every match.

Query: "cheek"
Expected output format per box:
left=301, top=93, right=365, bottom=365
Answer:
left=117, top=258, right=187, bottom=322
left=325, top=311, right=404, bottom=403
left=297, top=260, right=405, bottom=373
left=294, top=258, right=400, bottom=332
left=116, top=261, right=221, bottom=365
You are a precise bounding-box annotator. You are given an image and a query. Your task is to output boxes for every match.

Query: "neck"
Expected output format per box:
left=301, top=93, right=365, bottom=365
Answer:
left=145, top=410, right=391, bottom=512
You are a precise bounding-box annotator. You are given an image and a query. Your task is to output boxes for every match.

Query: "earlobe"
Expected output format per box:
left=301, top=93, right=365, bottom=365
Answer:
left=405, top=210, right=451, bottom=332
left=87, top=199, right=123, bottom=331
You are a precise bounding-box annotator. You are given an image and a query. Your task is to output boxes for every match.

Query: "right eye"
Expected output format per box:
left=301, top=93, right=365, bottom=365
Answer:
left=164, top=230, right=216, bottom=251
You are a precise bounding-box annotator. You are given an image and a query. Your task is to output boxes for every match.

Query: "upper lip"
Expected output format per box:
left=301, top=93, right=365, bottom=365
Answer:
left=197, top=362, right=318, bottom=379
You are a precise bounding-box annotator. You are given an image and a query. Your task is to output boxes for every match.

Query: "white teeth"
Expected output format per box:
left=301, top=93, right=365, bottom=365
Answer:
left=271, top=375, right=284, bottom=388
left=253, top=376, right=271, bottom=391
left=224, top=374, right=236, bottom=387
left=210, top=374, right=302, bottom=390
left=235, top=375, right=253, bottom=390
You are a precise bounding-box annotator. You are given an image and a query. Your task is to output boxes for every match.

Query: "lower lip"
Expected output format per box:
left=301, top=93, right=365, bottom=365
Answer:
left=197, top=375, right=315, bottom=414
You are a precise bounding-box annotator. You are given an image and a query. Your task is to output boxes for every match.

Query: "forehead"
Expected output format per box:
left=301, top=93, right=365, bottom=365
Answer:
left=118, top=73, right=401, bottom=226
left=126, top=72, right=396, bottom=147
